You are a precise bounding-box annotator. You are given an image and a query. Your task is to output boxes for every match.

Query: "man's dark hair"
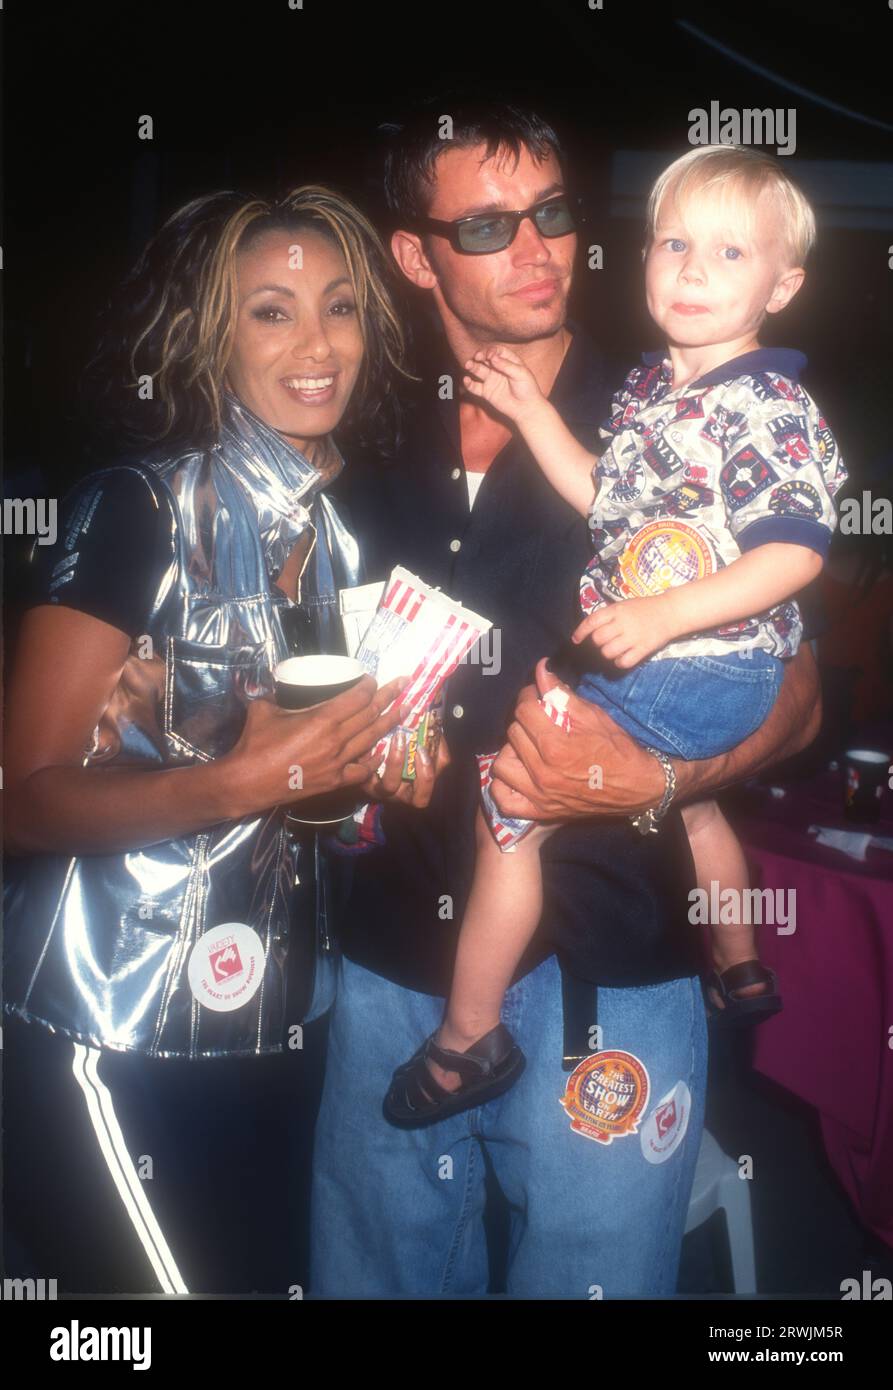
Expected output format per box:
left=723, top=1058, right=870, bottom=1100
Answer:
left=381, top=99, right=567, bottom=224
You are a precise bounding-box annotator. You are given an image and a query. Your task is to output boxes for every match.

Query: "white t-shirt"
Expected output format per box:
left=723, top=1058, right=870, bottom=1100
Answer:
left=465, top=470, right=486, bottom=509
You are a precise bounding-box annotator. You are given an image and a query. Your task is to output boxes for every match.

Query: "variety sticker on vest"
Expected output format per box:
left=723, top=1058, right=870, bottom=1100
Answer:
left=639, top=1081, right=692, bottom=1165
left=559, top=1050, right=650, bottom=1145
left=187, top=923, right=265, bottom=1012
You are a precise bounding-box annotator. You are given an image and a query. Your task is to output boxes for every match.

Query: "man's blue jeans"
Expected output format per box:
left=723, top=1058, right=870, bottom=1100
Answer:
left=310, top=953, right=707, bottom=1297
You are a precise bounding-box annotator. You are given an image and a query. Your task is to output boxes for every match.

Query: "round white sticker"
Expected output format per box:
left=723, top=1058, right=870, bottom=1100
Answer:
left=640, top=1081, right=692, bottom=1165
left=187, top=923, right=265, bottom=1013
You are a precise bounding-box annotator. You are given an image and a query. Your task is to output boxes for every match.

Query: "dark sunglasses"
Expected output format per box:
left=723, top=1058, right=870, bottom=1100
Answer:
left=413, top=195, right=577, bottom=255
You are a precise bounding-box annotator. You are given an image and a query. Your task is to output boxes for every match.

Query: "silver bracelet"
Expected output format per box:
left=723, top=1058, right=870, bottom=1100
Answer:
left=629, top=747, right=677, bottom=835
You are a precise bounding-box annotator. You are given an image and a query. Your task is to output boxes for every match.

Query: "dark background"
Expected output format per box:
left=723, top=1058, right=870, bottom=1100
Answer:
left=4, top=0, right=892, bottom=494
left=3, top=0, right=893, bottom=1295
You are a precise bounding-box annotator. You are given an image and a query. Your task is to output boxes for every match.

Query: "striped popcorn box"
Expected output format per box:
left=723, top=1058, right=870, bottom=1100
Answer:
left=476, top=686, right=574, bottom=852
left=541, top=684, right=572, bottom=732
left=477, top=751, right=531, bottom=852
left=354, top=566, right=492, bottom=779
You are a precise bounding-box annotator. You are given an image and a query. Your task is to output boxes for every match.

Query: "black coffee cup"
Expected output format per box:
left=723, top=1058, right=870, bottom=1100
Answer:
left=274, top=654, right=367, bottom=825
left=843, top=748, right=890, bottom=825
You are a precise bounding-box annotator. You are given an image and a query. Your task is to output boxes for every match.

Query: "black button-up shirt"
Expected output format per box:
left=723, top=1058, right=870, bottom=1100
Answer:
left=332, top=325, right=699, bottom=996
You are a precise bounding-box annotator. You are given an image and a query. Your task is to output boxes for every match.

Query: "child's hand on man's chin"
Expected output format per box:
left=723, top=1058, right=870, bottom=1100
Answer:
left=463, top=346, right=543, bottom=424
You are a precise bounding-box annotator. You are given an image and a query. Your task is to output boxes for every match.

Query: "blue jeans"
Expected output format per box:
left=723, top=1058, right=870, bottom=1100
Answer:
left=310, top=954, right=707, bottom=1297
left=576, top=650, right=783, bottom=760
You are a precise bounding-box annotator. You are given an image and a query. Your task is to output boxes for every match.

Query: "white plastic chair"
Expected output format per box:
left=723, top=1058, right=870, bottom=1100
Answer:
left=684, top=1129, right=757, bottom=1293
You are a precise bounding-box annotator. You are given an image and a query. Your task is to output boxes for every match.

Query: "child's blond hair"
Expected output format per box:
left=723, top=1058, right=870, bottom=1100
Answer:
left=646, top=145, right=816, bottom=267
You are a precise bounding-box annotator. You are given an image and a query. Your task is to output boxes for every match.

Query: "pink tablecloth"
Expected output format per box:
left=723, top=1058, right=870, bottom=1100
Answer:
left=732, top=771, right=893, bottom=1247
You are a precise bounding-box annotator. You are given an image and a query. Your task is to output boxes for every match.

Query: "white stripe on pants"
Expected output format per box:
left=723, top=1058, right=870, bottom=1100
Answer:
left=71, top=1043, right=188, bottom=1295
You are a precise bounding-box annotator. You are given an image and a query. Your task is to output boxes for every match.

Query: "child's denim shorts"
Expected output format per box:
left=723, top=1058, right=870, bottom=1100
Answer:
left=575, top=649, right=784, bottom=761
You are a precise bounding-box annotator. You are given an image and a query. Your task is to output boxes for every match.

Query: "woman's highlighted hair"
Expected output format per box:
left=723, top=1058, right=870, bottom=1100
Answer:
left=88, top=186, right=410, bottom=456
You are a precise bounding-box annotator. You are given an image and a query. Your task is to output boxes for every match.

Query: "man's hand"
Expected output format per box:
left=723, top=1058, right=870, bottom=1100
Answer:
left=489, top=643, right=823, bottom=824
left=489, top=660, right=664, bottom=821
left=572, top=595, right=677, bottom=669
left=360, top=730, right=451, bottom=809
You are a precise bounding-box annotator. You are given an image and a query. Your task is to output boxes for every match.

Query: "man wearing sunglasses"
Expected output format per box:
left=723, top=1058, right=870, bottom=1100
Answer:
left=413, top=191, right=577, bottom=254
left=313, top=100, right=821, bottom=1298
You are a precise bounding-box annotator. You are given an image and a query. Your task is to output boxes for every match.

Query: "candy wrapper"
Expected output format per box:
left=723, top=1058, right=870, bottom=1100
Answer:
left=340, top=576, right=440, bottom=780
left=353, top=566, right=492, bottom=780
left=477, top=686, right=572, bottom=851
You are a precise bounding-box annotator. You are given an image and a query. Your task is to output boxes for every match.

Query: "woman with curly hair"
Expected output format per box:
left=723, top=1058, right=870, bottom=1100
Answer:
left=3, top=185, right=433, bottom=1294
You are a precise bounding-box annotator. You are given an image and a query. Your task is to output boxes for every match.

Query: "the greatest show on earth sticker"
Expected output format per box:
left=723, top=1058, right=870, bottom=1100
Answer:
left=559, top=1049, right=650, bottom=1145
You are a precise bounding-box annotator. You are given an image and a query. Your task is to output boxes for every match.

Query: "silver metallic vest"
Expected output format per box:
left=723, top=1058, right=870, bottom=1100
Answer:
left=4, top=395, right=361, bottom=1058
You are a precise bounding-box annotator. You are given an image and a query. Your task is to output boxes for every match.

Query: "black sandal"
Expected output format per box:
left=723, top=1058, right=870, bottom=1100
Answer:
left=706, top=960, right=783, bottom=1029
left=383, top=1023, right=526, bottom=1128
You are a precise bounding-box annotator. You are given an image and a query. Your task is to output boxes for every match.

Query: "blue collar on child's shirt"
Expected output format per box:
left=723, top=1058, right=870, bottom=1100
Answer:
left=641, top=346, right=808, bottom=390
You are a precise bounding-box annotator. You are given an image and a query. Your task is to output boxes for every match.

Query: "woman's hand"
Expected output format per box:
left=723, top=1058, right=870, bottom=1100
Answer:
left=3, top=604, right=407, bottom=856
left=222, top=675, right=409, bottom=818
left=359, top=730, right=451, bottom=809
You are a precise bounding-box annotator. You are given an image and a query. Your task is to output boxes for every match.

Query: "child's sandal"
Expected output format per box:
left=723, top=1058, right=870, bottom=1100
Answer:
left=383, top=1023, right=526, bottom=1128
left=706, top=960, right=783, bottom=1029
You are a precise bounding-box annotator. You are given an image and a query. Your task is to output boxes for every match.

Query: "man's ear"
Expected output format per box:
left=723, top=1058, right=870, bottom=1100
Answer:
left=391, top=229, right=438, bottom=290
left=766, top=266, right=805, bottom=315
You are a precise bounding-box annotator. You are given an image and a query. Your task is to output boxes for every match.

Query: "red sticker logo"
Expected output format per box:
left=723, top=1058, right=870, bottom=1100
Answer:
left=209, top=942, right=244, bottom=983
left=640, top=1082, right=692, bottom=1165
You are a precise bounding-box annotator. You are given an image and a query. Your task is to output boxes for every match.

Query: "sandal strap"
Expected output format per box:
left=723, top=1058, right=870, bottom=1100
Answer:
left=402, top=1061, right=453, bottom=1112
left=425, top=1023, right=515, bottom=1082
left=715, top=961, right=777, bottom=999
left=384, top=1027, right=526, bottom=1126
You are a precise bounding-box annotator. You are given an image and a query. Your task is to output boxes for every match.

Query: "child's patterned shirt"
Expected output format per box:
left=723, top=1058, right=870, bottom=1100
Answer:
left=581, top=348, right=848, bottom=661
